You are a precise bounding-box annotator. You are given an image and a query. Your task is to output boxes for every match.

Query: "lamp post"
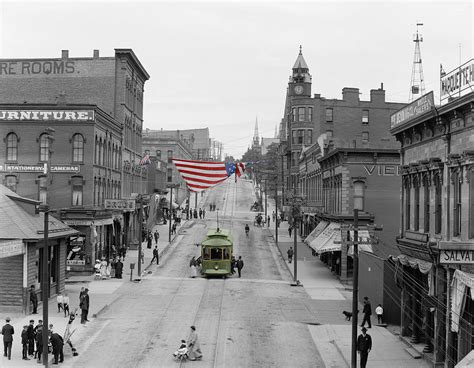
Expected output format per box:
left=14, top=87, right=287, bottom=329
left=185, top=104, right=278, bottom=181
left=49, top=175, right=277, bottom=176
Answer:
left=167, top=184, right=180, bottom=243
left=42, top=127, right=54, bottom=367
left=351, top=207, right=360, bottom=368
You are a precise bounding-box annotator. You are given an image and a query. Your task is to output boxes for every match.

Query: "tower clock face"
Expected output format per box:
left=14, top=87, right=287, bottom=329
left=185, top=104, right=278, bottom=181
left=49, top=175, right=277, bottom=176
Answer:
left=294, top=85, right=304, bottom=95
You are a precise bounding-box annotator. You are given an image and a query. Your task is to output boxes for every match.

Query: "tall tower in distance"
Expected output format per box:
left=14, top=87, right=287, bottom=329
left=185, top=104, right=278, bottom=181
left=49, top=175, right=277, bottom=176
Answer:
left=409, top=23, right=425, bottom=102
left=252, top=116, right=260, bottom=149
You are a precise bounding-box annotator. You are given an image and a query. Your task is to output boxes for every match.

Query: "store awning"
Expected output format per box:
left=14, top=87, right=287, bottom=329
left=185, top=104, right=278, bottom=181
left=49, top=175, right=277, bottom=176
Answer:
left=389, top=254, right=433, bottom=274
left=347, top=230, right=373, bottom=256
left=308, top=222, right=340, bottom=253
left=318, top=229, right=341, bottom=253
left=305, top=220, right=328, bottom=245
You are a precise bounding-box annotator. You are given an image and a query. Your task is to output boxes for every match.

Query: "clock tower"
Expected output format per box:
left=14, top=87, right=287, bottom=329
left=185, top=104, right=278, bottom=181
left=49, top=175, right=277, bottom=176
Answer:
left=290, top=45, right=311, bottom=97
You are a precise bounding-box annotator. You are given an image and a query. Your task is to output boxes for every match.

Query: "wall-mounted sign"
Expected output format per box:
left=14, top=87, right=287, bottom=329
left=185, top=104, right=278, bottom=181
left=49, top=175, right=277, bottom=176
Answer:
left=390, top=91, right=434, bottom=130
left=67, top=259, right=86, bottom=266
left=363, top=165, right=401, bottom=176
left=0, top=239, right=24, bottom=259
left=0, top=110, right=94, bottom=121
left=0, top=60, right=76, bottom=75
left=0, top=164, right=80, bottom=173
left=440, top=249, right=474, bottom=264
left=440, top=59, right=474, bottom=102
left=104, top=199, right=136, bottom=211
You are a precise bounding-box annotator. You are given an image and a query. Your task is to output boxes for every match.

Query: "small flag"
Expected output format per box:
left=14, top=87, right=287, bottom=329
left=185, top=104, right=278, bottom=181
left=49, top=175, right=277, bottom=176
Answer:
left=440, top=64, right=446, bottom=77
left=139, top=154, right=151, bottom=166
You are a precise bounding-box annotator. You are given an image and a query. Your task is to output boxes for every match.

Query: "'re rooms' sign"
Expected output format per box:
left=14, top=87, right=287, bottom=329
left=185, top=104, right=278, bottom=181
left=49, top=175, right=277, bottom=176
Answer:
left=0, top=60, right=75, bottom=75
left=0, top=110, right=94, bottom=121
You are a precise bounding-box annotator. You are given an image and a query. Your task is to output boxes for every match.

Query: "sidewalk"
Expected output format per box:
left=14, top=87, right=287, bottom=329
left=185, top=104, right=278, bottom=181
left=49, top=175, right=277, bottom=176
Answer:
left=0, top=192, right=210, bottom=367
left=265, top=203, right=430, bottom=367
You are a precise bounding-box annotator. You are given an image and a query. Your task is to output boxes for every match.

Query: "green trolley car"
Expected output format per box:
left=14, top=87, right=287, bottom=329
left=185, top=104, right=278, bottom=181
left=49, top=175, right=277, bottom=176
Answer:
left=200, top=228, right=233, bottom=277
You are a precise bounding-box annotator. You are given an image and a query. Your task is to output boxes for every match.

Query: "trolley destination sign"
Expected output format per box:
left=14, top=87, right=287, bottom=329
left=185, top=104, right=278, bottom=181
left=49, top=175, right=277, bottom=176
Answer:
left=0, top=164, right=80, bottom=173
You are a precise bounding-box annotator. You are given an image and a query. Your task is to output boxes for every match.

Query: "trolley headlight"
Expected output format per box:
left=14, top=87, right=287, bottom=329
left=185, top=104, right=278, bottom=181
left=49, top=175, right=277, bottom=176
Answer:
left=214, top=265, right=219, bottom=270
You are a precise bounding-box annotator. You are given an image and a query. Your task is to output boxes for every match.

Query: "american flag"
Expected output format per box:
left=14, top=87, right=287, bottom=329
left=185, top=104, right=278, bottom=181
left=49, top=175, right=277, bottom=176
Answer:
left=139, top=154, right=151, bottom=166
left=172, top=159, right=245, bottom=192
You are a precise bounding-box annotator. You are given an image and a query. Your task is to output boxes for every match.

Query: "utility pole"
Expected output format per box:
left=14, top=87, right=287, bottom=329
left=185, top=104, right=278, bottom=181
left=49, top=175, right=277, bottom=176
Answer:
left=287, top=188, right=304, bottom=286
left=137, top=195, right=143, bottom=277
left=275, top=182, right=278, bottom=246
left=41, top=127, right=54, bottom=367
left=167, top=184, right=180, bottom=243
left=351, top=208, right=359, bottom=368
left=264, top=180, right=267, bottom=222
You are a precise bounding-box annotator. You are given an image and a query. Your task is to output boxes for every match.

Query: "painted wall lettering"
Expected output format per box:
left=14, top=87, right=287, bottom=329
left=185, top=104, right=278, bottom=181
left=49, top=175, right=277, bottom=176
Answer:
left=363, top=165, right=401, bottom=176
left=0, top=60, right=76, bottom=75
left=0, top=110, right=94, bottom=121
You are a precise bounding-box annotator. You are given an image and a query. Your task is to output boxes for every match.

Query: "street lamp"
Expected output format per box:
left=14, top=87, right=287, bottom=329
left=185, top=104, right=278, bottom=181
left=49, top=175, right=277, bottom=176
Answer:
left=167, top=184, right=180, bottom=242
left=351, top=204, right=362, bottom=368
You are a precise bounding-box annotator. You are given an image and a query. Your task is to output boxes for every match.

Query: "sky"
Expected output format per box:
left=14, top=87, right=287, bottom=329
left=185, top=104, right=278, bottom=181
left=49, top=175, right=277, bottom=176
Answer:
left=0, top=0, right=472, bottom=158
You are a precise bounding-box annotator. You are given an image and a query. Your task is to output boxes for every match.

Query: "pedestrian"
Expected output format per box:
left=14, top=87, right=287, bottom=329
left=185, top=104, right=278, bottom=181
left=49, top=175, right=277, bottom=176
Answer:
left=2, top=317, right=14, bottom=360
left=154, top=230, right=160, bottom=245
left=80, top=288, right=90, bottom=324
left=193, top=209, right=197, bottom=219
left=272, top=211, right=275, bottom=222
left=236, top=256, right=244, bottom=278
left=151, top=246, right=159, bottom=265
left=147, top=232, right=153, bottom=249
left=288, top=225, right=292, bottom=237
left=63, top=293, right=70, bottom=317
left=267, top=215, right=270, bottom=227
left=115, top=259, right=123, bottom=279
left=231, top=256, right=236, bottom=275
left=100, top=258, right=108, bottom=279
left=187, top=326, right=202, bottom=361
left=357, top=327, right=372, bottom=368
left=30, top=285, right=38, bottom=314
left=79, top=287, right=85, bottom=303
left=121, top=245, right=127, bottom=260
left=202, top=209, right=206, bottom=218
left=287, top=247, right=294, bottom=263
left=27, top=319, right=35, bottom=357
left=361, top=296, right=372, bottom=328
left=190, top=258, right=197, bottom=278
left=172, top=222, right=177, bottom=235
left=21, top=325, right=30, bottom=360
left=375, top=304, right=384, bottom=324
left=198, top=208, right=202, bottom=219
left=57, top=293, right=64, bottom=313
left=34, top=320, right=43, bottom=362
left=50, top=331, right=64, bottom=364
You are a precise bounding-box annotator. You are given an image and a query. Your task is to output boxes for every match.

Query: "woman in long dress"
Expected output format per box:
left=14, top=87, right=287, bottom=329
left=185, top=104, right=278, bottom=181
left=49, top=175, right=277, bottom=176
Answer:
left=187, top=326, right=202, bottom=361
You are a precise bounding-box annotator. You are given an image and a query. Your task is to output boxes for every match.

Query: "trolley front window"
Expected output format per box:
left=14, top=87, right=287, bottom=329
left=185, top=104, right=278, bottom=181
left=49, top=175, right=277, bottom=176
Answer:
left=211, top=248, right=223, bottom=260
left=203, top=248, right=211, bottom=260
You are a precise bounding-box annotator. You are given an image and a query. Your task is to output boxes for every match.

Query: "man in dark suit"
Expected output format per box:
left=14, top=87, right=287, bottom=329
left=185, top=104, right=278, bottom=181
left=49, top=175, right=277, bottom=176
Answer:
left=30, top=285, right=38, bottom=314
left=80, top=288, right=90, bottom=324
left=237, top=256, right=244, bottom=278
left=1, top=317, right=14, bottom=360
left=361, top=296, right=372, bottom=328
left=50, top=331, right=64, bottom=364
left=27, top=319, right=35, bottom=356
left=357, top=327, right=372, bottom=368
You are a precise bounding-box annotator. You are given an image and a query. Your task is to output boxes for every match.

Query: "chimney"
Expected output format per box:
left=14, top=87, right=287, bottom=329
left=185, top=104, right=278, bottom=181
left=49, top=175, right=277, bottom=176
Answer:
left=93, top=49, right=100, bottom=59
left=61, top=50, right=69, bottom=59
left=370, top=85, right=385, bottom=103
left=342, top=87, right=360, bottom=103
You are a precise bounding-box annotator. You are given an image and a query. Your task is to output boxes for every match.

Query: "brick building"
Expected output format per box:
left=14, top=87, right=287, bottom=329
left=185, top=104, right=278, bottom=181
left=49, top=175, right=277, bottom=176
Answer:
left=0, top=185, right=76, bottom=314
left=0, top=49, right=150, bottom=273
left=390, top=88, right=474, bottom=366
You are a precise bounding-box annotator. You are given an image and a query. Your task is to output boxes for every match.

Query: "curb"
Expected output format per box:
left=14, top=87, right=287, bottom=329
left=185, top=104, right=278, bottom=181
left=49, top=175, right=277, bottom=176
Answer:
left=92, top=294, right=121, bottom=318
left=265, top=228, right=295, bottom=278
left=330, top=339, right=351, bottom=368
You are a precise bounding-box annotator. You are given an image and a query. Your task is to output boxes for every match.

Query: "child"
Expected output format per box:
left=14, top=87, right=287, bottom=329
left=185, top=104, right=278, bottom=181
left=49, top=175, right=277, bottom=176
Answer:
left=57, top=293, right=63, bottom=313
left=173, top=340, right=188, bottom=358
left=63, top=293, right=70, bottom=317
left=21, top=325, right=29, bottom=360
left=375, top=304, right=384, bottom=324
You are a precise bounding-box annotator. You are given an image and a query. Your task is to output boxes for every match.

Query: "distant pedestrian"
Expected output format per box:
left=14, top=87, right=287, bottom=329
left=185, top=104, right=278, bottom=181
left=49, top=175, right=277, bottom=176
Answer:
left=151, top=246, right=159, bottom=265
left=202, top=209, right=206, bottom=218
left=57, top=293, right=64, bottom=313
left=115, top=259, right=123, bottom=279
left=2, top=317, right=14, bottom=360
left=236, top=256, right=244, bottom=278
left=267, top=216, right=270, bottom=227
left=34, top=320, right=43, bottom=362
left=190, top=258, right=197, bottom=278
left=287, top=247, right=294, bottom=263
left=272, top=211, right=275, bottom=222
left=21, top=325, right=29, bottom=360
left=50, top=331, right=64, bottom=364
left=375, top=304, right=383, bottom=324
left=193, top=209, right=198, bottom=218
left=27, top=319, right=35, bottom=356
left=288, top=226, right=292, bottom=237
left=80, top=288, right=90, bottom=324
left=357, top=327, right=372, bottom=368
left=79, top=287, right=85, bottom=303
left=199, top=208, right=203, bottom=219
left=231, top=256, right=236, bottom=275
left=63, top=293, right=70, bottom=317
left=187, top=326, right=202, bottom=361
left=121, top=245, right=127, bottom=260
left=147, top=233, right=153, bottom=249
left=30, top=285, right=38, bottom=314
left=154, top=230, right=160, bottom=245
left=361, top=296, right=372, bottom=328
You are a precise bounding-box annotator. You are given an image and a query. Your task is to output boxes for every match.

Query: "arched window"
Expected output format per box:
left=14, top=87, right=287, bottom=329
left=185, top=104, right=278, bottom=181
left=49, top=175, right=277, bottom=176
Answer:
left=353, top=180, right=365, bottom=211
left=72, top=134, right=84, bottom=163
left=39, top=134, right=49, bottom=162
left=6, top=133, right=18, bottom=162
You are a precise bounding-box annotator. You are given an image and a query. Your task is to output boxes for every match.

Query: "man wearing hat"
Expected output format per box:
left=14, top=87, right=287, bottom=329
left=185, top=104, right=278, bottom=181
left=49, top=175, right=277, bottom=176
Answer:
left=80, top=288, right=90, bottom=324
left=1, top=317, right=14, bottom=360
left=357, top=326, right=372, bottom=368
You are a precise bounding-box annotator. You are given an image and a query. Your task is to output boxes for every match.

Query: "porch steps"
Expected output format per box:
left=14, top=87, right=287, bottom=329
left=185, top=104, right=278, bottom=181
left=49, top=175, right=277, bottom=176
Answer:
left=405, top=347, right=422, bottom=359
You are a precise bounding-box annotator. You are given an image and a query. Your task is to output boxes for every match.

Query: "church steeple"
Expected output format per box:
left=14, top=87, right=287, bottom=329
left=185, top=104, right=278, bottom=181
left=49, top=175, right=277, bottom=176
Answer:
left=252, top=117, right=260, bottom=148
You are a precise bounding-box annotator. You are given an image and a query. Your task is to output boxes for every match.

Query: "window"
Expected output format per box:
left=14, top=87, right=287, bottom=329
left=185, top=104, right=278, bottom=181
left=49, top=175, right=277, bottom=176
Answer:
left=297, top=129, right=304, bottom=144
left=453, top=171, right=462, bottom=237
left=362, top=110, right=369, bottom=124
left=298, top=107, right=305, bottom=122
left=156, top=150, right=161, bottom=160
left=5, top=175, right=17, bottom=192
left=326, top=108, right=333, bottom=122
left=362, top=132, right=369, bottom=143
left=308, top=107, right=313, bottom=121
left=424, top=177, right=430, bottom=232
left=167, top=150, right=173, bottom=164
left=292, top=108, right=296, bottom=122
left=38, top=175, right=47, bottom=204
left=326, top=130, right=333, bottom=139
left=469, top=170, right=474, bottom=238
left=292, top=130, right=297, bottom=144
left=306, top=130, right=313, bottom=145
left=435, top=174, right=442, bottom=234
left=39, top=134, right=50, bottom=162
left=353, top=180, right=365, bottom=211
left=414, top=179, right=420, bottom=231
left=72, top=134, right=84, bottom=163
left=405, top=180, right=411, bottom=230
left=6, top=133, right=18, bottom=162
left=167, top=168, right=173, bottom=183
left=71, top=176, right=83, bottom=206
